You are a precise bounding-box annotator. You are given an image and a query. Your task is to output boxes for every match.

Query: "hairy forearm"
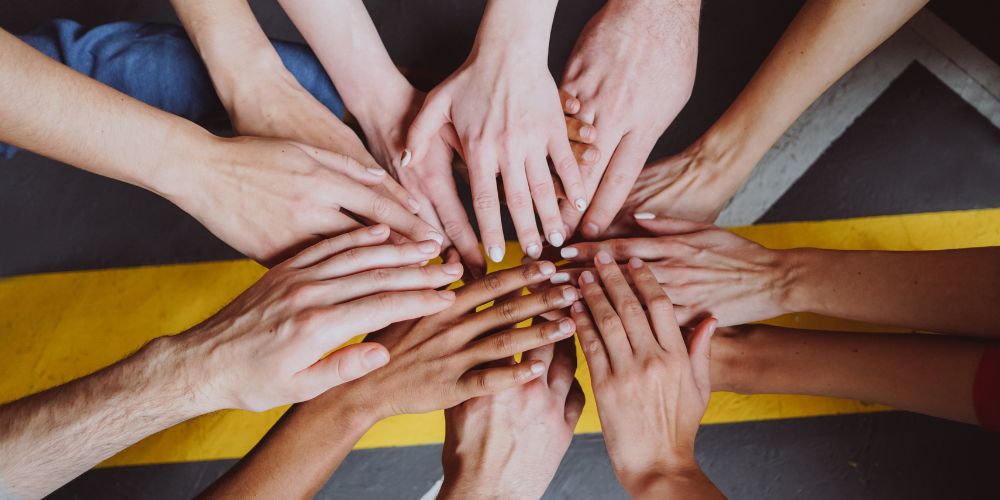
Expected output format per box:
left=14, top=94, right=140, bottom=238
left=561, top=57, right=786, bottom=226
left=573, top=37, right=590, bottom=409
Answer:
left=201, top=388, right=376, bottom=499
left=781, top=247, right=1000, bottom=337
left=699, top=0, right=927, bottom=188
left=0, top=337, right=200, bottom=499
left=713, top=324, right=986, bottom=424
left=0, top=29, right=214, bottom=202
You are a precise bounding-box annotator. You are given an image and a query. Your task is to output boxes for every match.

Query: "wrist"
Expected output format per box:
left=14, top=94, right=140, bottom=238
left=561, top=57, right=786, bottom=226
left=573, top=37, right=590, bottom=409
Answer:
left=127, top=334, right=213, bottom=421
left=776, top=248, right=822, bottom=314
left=472, top=0, right=557, bottom=66
left=620, top=457, right=701, bottom=498
left=144, top=118, right=220, bottom=207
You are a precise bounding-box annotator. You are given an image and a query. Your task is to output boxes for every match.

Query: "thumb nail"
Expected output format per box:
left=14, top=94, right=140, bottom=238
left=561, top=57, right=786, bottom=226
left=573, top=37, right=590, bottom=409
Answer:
left=364, top=348, right=389, bottom=369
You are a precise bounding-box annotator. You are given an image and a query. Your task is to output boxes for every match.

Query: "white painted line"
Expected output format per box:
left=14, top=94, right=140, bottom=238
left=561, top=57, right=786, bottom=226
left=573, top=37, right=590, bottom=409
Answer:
left=417, top=476, right=443, bottom=500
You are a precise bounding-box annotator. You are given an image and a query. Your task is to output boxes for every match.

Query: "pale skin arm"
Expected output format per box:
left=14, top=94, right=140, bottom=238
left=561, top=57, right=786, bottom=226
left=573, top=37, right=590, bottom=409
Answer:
left=623, top=0, right=929, bottom=226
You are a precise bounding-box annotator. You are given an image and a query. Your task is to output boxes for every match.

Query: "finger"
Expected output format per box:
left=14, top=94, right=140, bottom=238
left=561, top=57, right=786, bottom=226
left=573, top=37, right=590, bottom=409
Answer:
left=570, top=300, right=609, bottom=377
left=559, top=89, right=581, bottom=114
left=582, top=133, right=652, bottom=239
left=313, top=289, right=456, bottom=348
left=375, top=177, right=422, bottom=215
left=578, top=269, right=632, bottom=370
left=465, top=317, right=575, bottom=366
left=594, top=251, right=657, bottom=351
left=310, top=240, right=442, bottom=279
left=526, top=156, right=566, bottom=248
left=559, top=237, right=667, bottom=262
left=342, top=185, right=444, bottom=246
left=468, top=151, right=506, bottom=263
left=297, top=342, right=389, bottom=398
left=564, top=378, right=585, bottom=427
left=548, top=336, right=578, bottom=399
left=459, top=360, right=546, bottom=399
left=501, top=158, right=543, bottom=259
left=424, top=171, right=485, bottom=273
left=453, top=261, right=557, bottom=314
left=293, top=142, right=389, bottom=187
left=301, top=263, right=463, bottom=306
left=572, top=142, right=601, bottom=167
left=688, top=317, right=717, bottom=399
left=565, top=116, right=596, bottom=144
left=627, top=258, right=686, bottom=354
left=459, top=285, right=580, bottom=341
left=404, top=91, right=451, bottom=166
left=287, top=224, right=391, bottom=269
left=549, top=135, right=588, bottom=214
left=634, top=215, right=715, bottom=235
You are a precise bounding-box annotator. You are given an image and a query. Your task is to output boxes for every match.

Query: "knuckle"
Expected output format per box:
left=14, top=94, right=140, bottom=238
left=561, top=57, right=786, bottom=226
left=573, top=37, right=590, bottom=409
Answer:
left=553, top=154, right=576, bottom=174
left=370, top=268, right=392, bottom=287
left=475, top=372, right=491, bottom=392
left=370, top=195, right=392, bottom=218
left=621, top=298, right=644, bottom=316
left=374, top=292, right=396, bottom=310
left=342, top=247, right=364, bottom=266
left=483, top=274, right=504, bottom=293
left=506, top=191, right=531, bottom=210
left=648, top=295, right=673, bottom=311
left=442, top=220, right=466, bottom=239
left=497, top=300, right=520, bottom=323
left=597, top=313, right=622, bottom=333
left=491, top=332, right=514, bottom=354
left=473, top=192, right=497, bottom=211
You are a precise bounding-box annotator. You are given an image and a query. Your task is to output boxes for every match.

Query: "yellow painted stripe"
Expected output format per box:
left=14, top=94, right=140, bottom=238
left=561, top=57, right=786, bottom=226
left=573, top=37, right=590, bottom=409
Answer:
left=3, top=208, right=1000, bottom=466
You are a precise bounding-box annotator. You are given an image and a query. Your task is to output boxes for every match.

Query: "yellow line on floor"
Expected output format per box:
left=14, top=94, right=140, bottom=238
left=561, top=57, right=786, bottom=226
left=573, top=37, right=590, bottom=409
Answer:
left=3, top=208, right=1000, bottom=466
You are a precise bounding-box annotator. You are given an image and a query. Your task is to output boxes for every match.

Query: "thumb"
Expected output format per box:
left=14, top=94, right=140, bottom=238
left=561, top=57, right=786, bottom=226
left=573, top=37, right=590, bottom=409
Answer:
left=634, top=215, right=714, bottom=236
left=303, top=342, right=390, bottom=392
left=292, top=142, right=387, bottom=187
left=687, top=317, right=717, bottom=400
left=403, top=92, right=452, bottom=167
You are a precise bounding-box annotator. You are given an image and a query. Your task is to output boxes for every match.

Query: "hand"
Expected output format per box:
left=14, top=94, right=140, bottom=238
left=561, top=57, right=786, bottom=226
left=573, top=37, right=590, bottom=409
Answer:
left=312, top=262, right=581, bottom=421
left=405, top=1, right=587, bottom=263
left=560, top=0, right=700, bottom=239
left=169, top=135, right=443, bottom=266
left=558, top=216, right=793, bottom=326
left=571, top=252, right=722, bottom=498
left=166, top=225, right=459, bottom=413
left=439, top=337, right=585, bottom=500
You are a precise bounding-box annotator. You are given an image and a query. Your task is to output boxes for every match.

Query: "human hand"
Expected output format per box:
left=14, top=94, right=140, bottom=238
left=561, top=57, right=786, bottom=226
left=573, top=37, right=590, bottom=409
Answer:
left=439, top=337, right=584, bottom=500
left=571, top=252, right=722, bottom=499
left=558, top=216, right=793, bottom=327
left=168, top=135, right=442, bottom=266
left=166, top=225, right=459, bottom=413
left=404, top=0, right=587, bottom=263
left=560, top=0, right=700, bottom=239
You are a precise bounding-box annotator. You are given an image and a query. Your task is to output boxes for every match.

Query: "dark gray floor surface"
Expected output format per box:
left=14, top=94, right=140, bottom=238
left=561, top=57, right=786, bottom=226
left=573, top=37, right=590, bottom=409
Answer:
left=2, top=1, right=999, bottom=499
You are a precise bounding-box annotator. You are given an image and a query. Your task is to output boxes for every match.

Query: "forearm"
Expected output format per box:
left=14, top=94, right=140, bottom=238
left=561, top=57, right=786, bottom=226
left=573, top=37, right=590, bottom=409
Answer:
left=698, top=0, right=926, bottom=190
left=782, top=247, right=1000, bottom=336
left=0, top=337, right=201, bottom=499
left=628, top=466, right=724, bottom=500
left=201, top=388, right=376, bottom=499
left=0, top=29, right=215, bottom=201
left=473, top=0, right=558, bottom=65
left=713, top=324, right=986, bottom=424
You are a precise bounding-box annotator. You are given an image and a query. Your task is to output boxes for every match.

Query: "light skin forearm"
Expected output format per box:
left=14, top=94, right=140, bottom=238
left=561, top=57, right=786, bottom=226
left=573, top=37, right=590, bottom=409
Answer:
left=0, top=337, right=202, bottom=499
left=713, top=324, right=986, bottom=424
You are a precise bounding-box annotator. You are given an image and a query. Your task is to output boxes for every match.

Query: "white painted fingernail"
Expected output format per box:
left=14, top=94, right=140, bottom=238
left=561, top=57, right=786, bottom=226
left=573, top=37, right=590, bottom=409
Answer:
left=560, top=247, right=579, bottom=259
left=548, top=232, right=565, bottom=247
left=561, top=287, right=578, bottom=302
left=427, top=231, right=444, bottom=245
left=530, top=361, right=545, bottom=374
left=550, top=272, right=570, bottom=284
left=525, top=243, right=541, bottom=259
left=488, top=245, right=505, bottom=263
left=400, top=149, right=412, bottom=168
left=634, top=212, right=656, bottom=220
left=367, top=167, right=386, bottom=176
left=575, top=198, right=587, bottom=212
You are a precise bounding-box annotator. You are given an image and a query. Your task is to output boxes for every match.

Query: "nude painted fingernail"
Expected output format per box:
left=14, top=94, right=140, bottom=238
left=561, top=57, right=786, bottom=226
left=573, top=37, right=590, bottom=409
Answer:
left=400, top=149, right=412, bottom=168
left=418, top=240, right=439, bottom=254
left=530, top=361, right=545, bottom=374
left=443, top=262, right=464, bottom=275
left=525, top=243, right=541, bottom=259
left=584, top=222, right=600, bottom=236
left=438, top=290, right=456, bottom=301
left=427, top=231, right=444, bottom=245
left=488, top=245, right=505, bottom=263
left=550, top=272, right=570, bottom=284
left=634, top=212, right=656, bottom=220
left=559, top=318, right=574, bottom=333
left=548, top=232, right=565, bottom=247
left=566, top=98, right=580, bottom=113
left=562, top=287, right=578, bottom=302
left=408, top=198, right=422, bottom=212
left=572, top=301, right=584, bottom=313
left=580, top=270, right=594, bottom=284
left=368, top=224, right=388, bottom=235
left=584, top=148, right=599, bottom=162
left=364, top=348, right=389, bottom=369
left=560, top=247, right=579, bottom=259
left=596, top=250, right=613, bottom=265
left=581, top=125, right=594, bottom=140
left=367, top=167, right=386, bottom=176
left=538, top=261, right=556, bottom=276
left=629, top=257, right=642, bottom=269
left=575, top=198, right=587, bottom=212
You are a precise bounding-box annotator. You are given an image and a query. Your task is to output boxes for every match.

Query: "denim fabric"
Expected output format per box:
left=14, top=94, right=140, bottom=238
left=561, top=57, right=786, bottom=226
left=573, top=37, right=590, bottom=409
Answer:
left=2, top=19, right=343, bottom=159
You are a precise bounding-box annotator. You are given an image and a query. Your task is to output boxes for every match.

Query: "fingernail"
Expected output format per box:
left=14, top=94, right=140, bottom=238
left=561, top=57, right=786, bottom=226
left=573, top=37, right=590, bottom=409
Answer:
left=566, top=98, right=579, bottom=113
left=438, top=290, right=456, bottom=301
left=629, top=257, right=642, bottom=269
left=364, top=348, right=389, bottom=368
left=488, top=245, right=505, bottom=263
left=575, top=198, right=587, bottom=212
left=581, top=125, right=594, bottom=139
left=538, top=261, right=556, bottom=276
left=418, top=240, right=439, bottom=254
left=596, top=250, right=613, bottom=265
left=443, top=262, right=464, bottom=275
left=400, top=149, right=412, bottom=168
left=548, top=232, right=565, bottom=247
left=634, top=212, right=656, bottom=220
left=560, top=247, right=579, bottom=259
left=585, top=222, right=600, bottom=236
left=550, top=272, right=570, bottom=284
left=558, top=318, right=574, bottom=333
left=562, top=287, right=578, bottom=302
left=369, top=224, right=388, bottom=235
left=530, top=361, right=545, bottom=374
left=426, top=231, right=444, bottom=246
left=408, top=198, right=422, bottom=212
left=584, top=148, right=599, bottom=162
left=525, top=243, right=541, bottom=259
left=572, top=301, right=584, bottom=313
left=367, top=167, right=386, bottom=176
left=580, top=271, right=594, bottom=284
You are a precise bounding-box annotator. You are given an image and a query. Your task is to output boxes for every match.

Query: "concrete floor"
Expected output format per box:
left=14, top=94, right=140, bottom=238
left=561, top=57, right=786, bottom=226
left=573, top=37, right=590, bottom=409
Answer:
left=2, top=1, right=1000, bottom=498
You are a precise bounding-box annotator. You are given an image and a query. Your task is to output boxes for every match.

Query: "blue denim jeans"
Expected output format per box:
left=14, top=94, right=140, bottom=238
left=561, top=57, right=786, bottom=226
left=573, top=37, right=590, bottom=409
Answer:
left=2, top=19, right=343, bottom=159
